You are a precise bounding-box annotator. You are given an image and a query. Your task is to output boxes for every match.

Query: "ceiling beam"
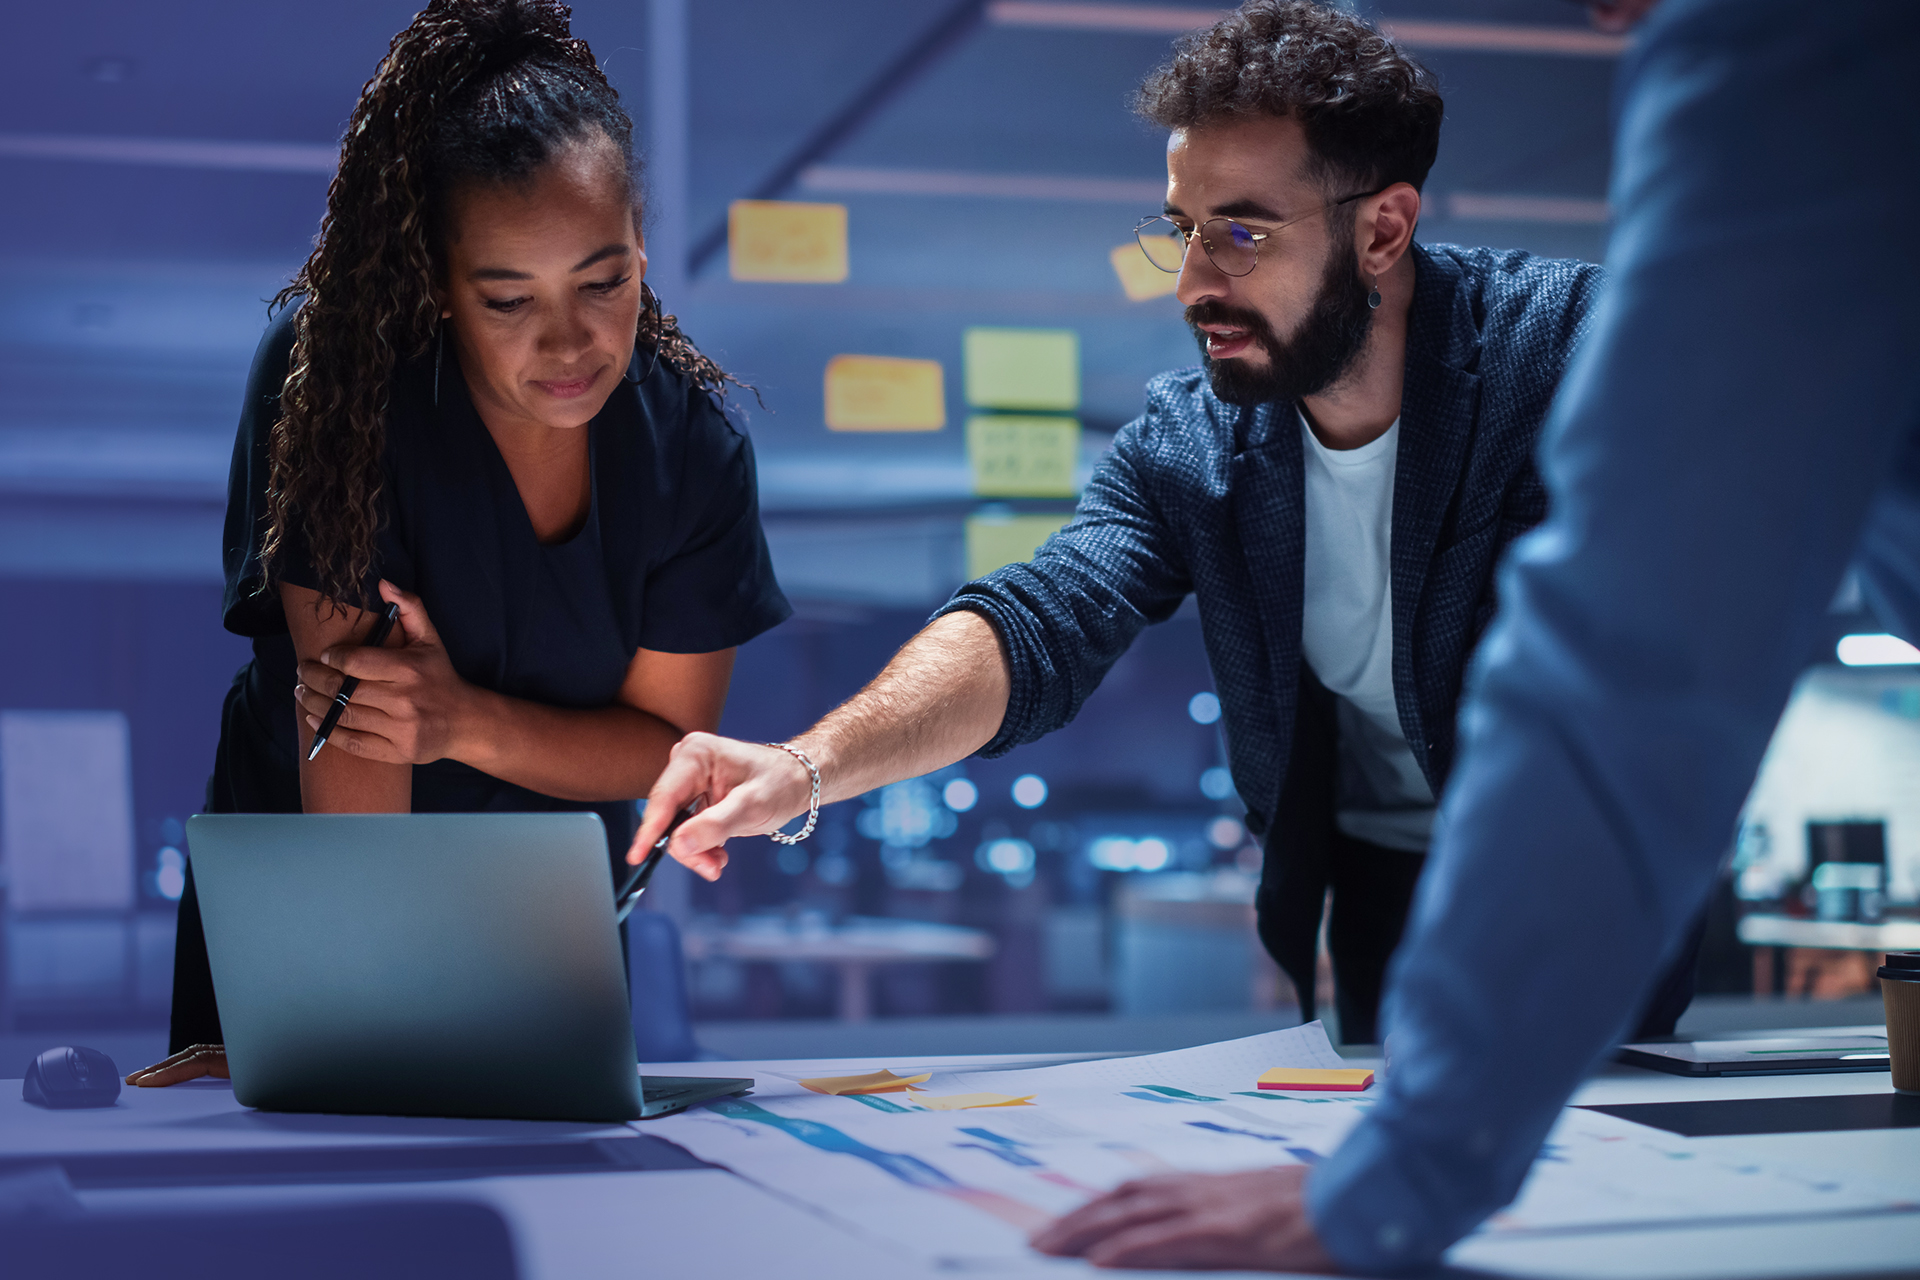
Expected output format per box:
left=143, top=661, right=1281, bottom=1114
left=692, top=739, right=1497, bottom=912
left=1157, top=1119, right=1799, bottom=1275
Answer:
left=0, top=133, right=335, bottom=172
left=800, top=164, right=1162, bottom=203
left=685, top=0, right=991, bottom=278
left=985, top=2, right=1630, bottom=56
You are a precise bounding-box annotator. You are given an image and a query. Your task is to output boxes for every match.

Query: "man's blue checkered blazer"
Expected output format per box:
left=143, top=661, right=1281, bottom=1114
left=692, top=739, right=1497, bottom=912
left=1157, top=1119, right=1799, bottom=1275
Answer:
left=938, top=243, right=1604, bottom=1013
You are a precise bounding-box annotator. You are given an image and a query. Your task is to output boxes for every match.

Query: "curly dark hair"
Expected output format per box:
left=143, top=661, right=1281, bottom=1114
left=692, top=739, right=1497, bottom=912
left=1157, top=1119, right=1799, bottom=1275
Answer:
left=1134, top=0, right=1444, bottom=199
left=261, top=0, right=744, bottom=609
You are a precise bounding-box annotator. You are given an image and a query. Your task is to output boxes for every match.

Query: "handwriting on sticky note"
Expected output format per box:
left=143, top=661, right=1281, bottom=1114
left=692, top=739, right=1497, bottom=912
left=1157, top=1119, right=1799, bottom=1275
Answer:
left=1109, top=244, right=1180, bottom=301
left=800, top=1069, right=932, bottom=1096
left=1256, top=1068, right=1374, bottom=1092
left=824, top=355, right=945, bottom=431
left=964, top=512, right=1071, bottom=580
left=967, top=415, right=1079, bottom=498
left=729, top=200, right=849, bottom=283
left=964, top=327, right=1079, bottom=411
left=911, top=1092, right=1036, bottom=1111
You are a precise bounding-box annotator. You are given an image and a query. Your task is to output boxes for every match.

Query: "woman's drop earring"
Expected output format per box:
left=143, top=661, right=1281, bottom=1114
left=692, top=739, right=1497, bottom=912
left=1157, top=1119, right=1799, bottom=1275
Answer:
left=433, top=320, right=445, bottom=408
left=1367, top=275, right=1382, bottom=310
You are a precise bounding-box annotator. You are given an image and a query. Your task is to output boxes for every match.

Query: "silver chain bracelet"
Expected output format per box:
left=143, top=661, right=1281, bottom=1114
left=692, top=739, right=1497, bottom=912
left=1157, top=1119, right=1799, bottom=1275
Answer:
left=765, top=742, right=820, bottom=845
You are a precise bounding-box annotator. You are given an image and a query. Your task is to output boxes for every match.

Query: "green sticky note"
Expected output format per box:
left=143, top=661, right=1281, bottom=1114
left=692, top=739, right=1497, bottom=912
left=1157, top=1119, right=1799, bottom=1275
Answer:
left=965, top=512, right=1073, bottom=581
left=967, top=415, right=1080, bottom=498
left=964, top=327, right=1080, bottom=411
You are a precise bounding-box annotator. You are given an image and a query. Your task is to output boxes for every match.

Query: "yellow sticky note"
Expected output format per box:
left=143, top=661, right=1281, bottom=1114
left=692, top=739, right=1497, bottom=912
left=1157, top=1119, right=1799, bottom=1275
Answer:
left=1110, top=243, right=1180, bottom=301
left=799, top=1069, right=933, bottom=1096
left=824, top=355, right=945, bottom=432
left=964, top=327, right=1079, bottom=411
left=967, top=415, right=1079, bottom=498
left=964, top=512, right=1072, bottom=581
left=728, top=200, right=849, bottom=283
left=1256, top=1068, right=1375, bottom=1092
left=912, top=1092, right=1036, bottom=1111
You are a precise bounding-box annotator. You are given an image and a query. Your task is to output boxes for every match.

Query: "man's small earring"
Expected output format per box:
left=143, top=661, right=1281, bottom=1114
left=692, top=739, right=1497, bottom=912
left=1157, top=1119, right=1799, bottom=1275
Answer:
left=1367, top=279, right=1382, bottom=310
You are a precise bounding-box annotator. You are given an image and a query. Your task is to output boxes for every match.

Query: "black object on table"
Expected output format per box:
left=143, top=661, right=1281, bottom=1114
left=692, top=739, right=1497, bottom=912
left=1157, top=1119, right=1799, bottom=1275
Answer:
left=22, top=1047, right=121, bottom=1109
left=1583, top=1093, right=1920, bottom=1137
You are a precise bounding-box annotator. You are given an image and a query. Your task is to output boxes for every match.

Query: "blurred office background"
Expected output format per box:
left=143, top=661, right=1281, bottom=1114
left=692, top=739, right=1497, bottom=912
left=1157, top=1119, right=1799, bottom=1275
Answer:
left=1, top=0, right=1910, bottom=1063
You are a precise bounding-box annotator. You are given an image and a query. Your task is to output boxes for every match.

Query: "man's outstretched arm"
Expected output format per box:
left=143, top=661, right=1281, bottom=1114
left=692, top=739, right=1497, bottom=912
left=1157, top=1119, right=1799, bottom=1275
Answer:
left=631, top=409, right=1194, bottom=880
left=630, top=609, right=1010, bottom=879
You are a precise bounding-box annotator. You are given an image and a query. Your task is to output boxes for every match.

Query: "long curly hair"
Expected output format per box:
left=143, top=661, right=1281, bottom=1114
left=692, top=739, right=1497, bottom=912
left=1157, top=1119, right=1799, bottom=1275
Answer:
left=260, top=0, right=741, bottom=608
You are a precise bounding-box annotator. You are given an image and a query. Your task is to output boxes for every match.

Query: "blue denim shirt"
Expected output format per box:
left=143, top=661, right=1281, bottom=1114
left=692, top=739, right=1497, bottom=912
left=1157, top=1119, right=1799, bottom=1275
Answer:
left=1306, top=0, right=1920, bottom=1270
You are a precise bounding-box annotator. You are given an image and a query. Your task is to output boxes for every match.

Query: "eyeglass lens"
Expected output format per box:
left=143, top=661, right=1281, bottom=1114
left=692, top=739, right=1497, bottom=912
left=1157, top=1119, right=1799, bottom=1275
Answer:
left=1135, top=216, right=1259, bottom=277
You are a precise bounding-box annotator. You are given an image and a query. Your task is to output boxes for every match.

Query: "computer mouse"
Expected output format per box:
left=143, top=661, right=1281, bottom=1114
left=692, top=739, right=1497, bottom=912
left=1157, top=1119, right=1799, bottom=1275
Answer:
left=22, top=1046, right=122, bottom=1109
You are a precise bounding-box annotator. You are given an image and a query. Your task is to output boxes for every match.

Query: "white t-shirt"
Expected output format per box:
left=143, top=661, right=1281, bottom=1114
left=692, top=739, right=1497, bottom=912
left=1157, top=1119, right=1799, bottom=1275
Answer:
left=1298, top=412, right=1437, bottom=853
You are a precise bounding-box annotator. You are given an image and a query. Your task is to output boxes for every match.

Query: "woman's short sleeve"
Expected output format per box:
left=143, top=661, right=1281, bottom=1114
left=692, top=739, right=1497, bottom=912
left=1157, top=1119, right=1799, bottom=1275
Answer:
left=220, top=306, right=325, bottom=637
left=637, top=385, right=791, bottom=653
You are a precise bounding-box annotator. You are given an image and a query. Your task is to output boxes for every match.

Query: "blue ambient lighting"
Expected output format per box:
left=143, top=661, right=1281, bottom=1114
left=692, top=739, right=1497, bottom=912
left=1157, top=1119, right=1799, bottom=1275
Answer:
left=1012, top=774, right=1048, bottom=808
left=1188, top=691, right=1222, bottom=724
left=1088, top=836, right=1171, bottom=872
left=943, top=777, right=979, bottom=812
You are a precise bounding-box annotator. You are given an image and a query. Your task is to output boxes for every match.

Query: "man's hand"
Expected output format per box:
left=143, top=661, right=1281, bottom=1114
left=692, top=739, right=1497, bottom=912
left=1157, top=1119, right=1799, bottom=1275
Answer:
left=295, top=580, right=474, bottom=764
left=627, top=732, right=816, bottom=881
left=1030, top=1165, right=1339, bottom=1272
left=126, top=1044, right=229, bottom=1087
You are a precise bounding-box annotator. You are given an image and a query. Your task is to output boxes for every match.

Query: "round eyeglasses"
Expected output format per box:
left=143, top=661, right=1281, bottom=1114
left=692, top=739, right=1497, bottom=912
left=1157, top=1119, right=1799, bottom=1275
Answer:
left=1134, top=189, right=1382, bottom=278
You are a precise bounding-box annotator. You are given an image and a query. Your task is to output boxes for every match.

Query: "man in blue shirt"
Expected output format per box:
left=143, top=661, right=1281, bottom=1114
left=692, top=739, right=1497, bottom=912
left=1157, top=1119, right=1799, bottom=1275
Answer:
left=634, top=0, right=1702, bottom=1053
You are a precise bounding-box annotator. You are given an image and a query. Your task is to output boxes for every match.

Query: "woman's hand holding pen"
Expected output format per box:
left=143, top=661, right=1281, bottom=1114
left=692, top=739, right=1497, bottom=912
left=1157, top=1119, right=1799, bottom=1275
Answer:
left=295, top=580, right=476, bottom=765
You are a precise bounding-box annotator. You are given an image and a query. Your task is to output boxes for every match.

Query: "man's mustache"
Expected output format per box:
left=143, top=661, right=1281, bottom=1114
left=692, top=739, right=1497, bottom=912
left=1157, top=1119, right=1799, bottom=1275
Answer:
left=1185, top=301, right=1277, bottom=345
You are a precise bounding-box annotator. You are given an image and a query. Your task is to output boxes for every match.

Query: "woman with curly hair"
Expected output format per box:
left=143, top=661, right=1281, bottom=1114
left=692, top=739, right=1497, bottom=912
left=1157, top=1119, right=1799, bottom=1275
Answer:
left=153, top=0, right=789, bottom=1065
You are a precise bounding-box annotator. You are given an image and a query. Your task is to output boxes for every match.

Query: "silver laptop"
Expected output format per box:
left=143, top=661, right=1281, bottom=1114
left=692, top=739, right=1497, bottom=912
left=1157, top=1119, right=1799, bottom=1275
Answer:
left=187, top=812, right=750, bottom=1122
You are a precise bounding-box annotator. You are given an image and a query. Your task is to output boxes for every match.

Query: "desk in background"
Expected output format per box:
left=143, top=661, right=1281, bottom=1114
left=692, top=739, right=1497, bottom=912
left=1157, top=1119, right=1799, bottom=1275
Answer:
left=683, top=914, right=994, bottom=1022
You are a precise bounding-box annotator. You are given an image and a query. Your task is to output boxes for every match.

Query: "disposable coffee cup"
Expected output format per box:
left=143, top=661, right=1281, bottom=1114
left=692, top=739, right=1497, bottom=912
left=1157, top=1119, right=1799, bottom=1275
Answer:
left=1879, top=951, right=1920, bottom=1095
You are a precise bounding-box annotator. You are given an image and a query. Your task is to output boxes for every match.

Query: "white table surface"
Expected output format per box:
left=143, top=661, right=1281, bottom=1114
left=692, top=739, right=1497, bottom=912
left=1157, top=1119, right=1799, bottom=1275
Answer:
left=4, top=1031, right=1916, bottom=1280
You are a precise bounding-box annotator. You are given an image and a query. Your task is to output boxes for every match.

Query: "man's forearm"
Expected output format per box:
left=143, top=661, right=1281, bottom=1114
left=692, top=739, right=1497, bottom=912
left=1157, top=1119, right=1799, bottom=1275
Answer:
left=791, top=609, right=1011, bottom=803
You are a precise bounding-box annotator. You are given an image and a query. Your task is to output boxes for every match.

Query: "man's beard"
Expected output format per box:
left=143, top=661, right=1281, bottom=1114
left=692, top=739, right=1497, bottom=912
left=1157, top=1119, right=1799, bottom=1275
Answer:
left=1187, top=245, right=1376, bottom=408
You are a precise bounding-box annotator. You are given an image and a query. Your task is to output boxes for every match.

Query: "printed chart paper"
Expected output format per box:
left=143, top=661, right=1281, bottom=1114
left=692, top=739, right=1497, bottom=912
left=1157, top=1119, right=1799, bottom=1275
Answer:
left=646, top=1023, right=1920, bottom=1269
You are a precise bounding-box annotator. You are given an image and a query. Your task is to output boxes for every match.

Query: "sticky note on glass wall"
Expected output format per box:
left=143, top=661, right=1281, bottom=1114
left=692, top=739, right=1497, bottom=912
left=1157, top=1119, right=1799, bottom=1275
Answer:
left=1110, top=243, right=1180, bottom=301
left=824, top=355, right=945, bottom=431
left=968, top=415, right=1080, bottom=498
left=964, top=327, right=1079, bottom=411
left=965, top=512, right=1072, bottom=580
left=728, top=200, right=849, bottom=283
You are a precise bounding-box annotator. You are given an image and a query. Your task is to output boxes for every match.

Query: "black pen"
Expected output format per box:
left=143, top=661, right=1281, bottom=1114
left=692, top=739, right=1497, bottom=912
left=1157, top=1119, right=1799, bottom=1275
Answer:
left=305, top=601, right=402, bottom=761
left=615, top=799, right=704, bottom=921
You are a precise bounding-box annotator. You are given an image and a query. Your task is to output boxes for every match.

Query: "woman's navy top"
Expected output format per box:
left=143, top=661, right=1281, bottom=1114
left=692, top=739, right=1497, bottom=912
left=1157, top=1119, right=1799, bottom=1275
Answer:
left=209, top=305, right=791, bottom=856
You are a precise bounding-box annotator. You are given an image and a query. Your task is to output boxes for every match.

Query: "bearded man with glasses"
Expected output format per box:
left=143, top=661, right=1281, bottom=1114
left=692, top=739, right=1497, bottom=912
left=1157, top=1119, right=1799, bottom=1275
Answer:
left=636, top=1, right=1696, bottom=1052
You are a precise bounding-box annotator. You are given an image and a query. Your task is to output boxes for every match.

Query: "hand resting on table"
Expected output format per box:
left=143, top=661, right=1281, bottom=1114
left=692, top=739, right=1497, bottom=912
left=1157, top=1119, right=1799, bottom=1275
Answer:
left=126, top=1044, right=229, bottom=1087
